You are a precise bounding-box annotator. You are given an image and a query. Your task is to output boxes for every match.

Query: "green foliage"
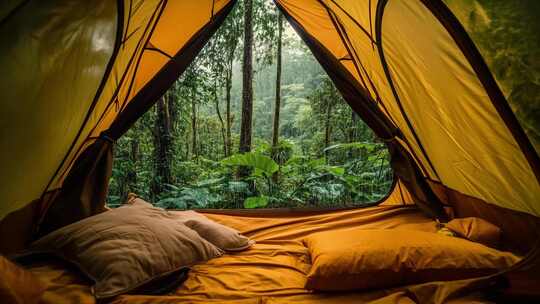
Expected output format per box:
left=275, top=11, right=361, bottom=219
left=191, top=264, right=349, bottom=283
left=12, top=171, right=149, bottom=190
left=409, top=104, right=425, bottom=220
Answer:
left=222, top=152, right=279, bottom=177
left=244, top=196, right=269, bottom=208
left=324, top=142, right=379, bottom=154
left=156, top=184, right=221, bottom=209
left=269, top=139, right=294, bottom=165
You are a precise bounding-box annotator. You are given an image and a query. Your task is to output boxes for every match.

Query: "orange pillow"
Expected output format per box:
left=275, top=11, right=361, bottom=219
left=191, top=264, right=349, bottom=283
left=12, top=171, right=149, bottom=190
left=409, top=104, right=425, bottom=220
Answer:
left=304, top=229, right=519, bottom=291
left=445, top=217, right=501, bottom=248
left=0, top=256, right=46, bottom=304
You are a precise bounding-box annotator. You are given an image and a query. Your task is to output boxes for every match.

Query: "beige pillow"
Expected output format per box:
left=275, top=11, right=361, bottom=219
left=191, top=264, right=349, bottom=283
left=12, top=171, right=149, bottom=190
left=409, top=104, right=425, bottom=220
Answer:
left=174, top=210, right=255, bottom=251
left=30, top=201, right=222, bottom=299
left=128, top=196, right=254, bottom=252
left=304, top=229, right=519, bottom=291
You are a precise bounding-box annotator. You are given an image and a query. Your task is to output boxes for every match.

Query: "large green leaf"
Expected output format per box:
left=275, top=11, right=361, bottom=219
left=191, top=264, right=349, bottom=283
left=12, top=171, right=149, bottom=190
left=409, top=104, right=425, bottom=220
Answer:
left=308, top=158, right=325, bottom=167
left=324, top=142, right=381, bottom=153
left=227, top=181, right=251, bottom=194
left=187, top=188, right=221, bottom=207
left=222, top=152, right=279, bottom=175
left=163, top=183, right=181, bottom=191
left=244, top=196, right=269, bottom=208
left=196, top=177, right=225, bottom=188
left=326, top=166, right=345, bottom=176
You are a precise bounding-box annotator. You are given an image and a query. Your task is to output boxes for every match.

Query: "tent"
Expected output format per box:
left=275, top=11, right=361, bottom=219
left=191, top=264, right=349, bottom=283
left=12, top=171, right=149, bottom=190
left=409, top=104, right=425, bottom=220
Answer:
left=1, top=0, right=539, bottom=298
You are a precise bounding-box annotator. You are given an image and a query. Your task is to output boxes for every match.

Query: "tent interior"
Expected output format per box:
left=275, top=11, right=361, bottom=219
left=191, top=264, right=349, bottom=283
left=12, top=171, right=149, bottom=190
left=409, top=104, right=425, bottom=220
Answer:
left=1, top=0, right=540, bottom=303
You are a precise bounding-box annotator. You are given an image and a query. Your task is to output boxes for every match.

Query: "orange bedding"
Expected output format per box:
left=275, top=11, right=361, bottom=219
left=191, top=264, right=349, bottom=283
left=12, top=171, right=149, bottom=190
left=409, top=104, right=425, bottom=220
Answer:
left=28, top=205, right=499, bottom=303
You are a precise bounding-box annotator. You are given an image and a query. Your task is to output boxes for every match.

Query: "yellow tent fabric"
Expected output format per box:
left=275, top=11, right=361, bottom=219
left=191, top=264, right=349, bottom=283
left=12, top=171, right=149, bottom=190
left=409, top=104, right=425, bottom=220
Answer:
left=275, top=0, right=540, bottom=217
left=445, top=1, right=540, bottom=156
left=0, top=0, right=118, bottom=222
left=0, top=0, right=232, bottom=220
left=53, top=0, right=232, bottom=191
left=0, top=0, right=538, bottom=243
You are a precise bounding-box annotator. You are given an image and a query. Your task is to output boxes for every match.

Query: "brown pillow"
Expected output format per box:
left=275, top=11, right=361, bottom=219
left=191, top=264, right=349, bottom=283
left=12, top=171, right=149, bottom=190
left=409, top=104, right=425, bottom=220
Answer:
left=30, top=201, right=222, bottom=299
left=0, top=255, right=46, bottom=304
left=304, top=229, right=519, bottom=291
left=446, top=217, right=501, bottom=248
left=128, top=196, right=254, bottom=252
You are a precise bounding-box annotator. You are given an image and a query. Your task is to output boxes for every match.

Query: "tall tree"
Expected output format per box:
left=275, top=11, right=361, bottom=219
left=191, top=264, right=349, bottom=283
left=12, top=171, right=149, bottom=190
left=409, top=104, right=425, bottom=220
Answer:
left=222, top=6, right=243, bottom=156
left=168, top=82, right=178, bottom=135
left=271, top=12, right=283, bottom=156
left=212, top=79, right=227, bottom=156
left=177, top=64, right=203, bottom=161
left=324, top=98, right=333, bottom=161
left=191, top=87, right=198, bottom=160
left=349, top=111, right=358, bottom=143
left=200, top=2, right=243, bottom=157
left=307, top=77, right=341, bottom=160
left=152, top=92, right=174, bottom=197
left=113, top=126, right=140, bottom=202
left=224, top=63, right=235, bottom=156
left=126, top=127, right=139, bottom=195
left=239, top=0, right=254, bottom=154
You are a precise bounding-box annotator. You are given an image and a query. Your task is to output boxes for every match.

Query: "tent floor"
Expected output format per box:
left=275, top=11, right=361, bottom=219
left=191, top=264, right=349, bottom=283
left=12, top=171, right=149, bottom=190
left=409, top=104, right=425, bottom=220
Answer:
left=28, top=205, right=498, bottom=303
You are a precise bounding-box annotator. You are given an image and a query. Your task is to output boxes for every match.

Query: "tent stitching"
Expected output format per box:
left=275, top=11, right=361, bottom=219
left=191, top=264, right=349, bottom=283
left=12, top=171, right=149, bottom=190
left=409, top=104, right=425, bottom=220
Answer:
left=327, top=0, right=375, bottom=44
left=53, top=0, right=168, bottom=187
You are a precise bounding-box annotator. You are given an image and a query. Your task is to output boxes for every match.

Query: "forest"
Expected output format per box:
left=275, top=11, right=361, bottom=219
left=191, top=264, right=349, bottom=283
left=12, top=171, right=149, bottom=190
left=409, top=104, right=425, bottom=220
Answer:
left=107, top=0, right=393, bottom=209
left=107, top=0, right=539, bottom=210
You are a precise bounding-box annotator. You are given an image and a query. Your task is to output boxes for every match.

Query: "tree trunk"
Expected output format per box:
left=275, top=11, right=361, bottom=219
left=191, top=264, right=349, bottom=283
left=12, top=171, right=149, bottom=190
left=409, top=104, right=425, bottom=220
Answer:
left=349, top=110, right=358, bottom=143
left=213, top=81, right=227, bottom=158
left=239, top=0, right=253, bottom=154
left=185, top=128, right=191, bottom=159
left=125, top=134, right=139, bottom=198
left=225, top=64, right=233, bottom=156
left=191, top=89, right=198, bottom=160
left=152, top=94, right=173, bottom=197
left=271, top=12, right=283, bottom=156
left=271, top=12, right=283, bottom=184
left=224, top=18, right=239, bottom=157
left=348, top=110, right=358, bottom=158
left=168, top=83, right=177, bottom=135
left=324, top=101, right=333, bottom=162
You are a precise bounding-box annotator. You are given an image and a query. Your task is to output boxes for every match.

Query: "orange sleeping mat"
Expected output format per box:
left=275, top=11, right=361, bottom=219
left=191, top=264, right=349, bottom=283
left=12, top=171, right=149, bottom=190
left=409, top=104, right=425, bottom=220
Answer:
left=28, top=205, right=498, bottom=304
